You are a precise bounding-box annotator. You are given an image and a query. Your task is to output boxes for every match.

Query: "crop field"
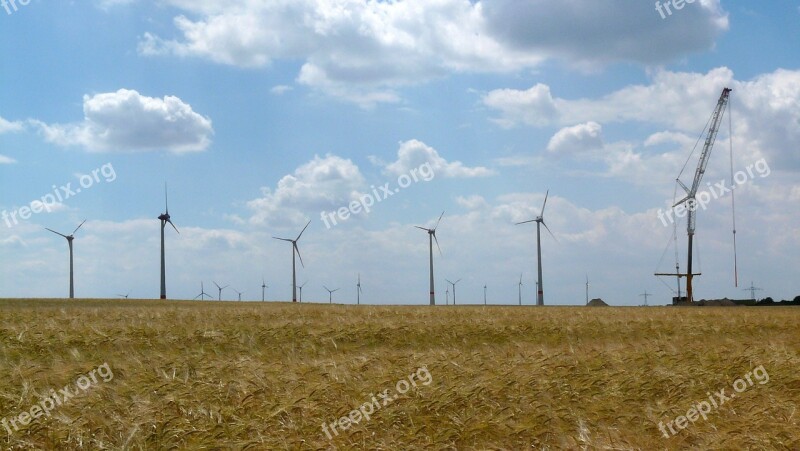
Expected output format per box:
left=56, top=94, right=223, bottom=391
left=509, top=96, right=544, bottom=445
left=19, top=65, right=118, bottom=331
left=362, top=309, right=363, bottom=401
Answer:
left=0, top=299, right=798, bottom=450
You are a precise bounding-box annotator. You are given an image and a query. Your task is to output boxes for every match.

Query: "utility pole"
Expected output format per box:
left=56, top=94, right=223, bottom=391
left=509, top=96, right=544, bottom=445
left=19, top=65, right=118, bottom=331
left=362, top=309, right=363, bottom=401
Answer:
left=743, top=282, right=763, bottom=301
left=640, top=291, right=651, bottom=306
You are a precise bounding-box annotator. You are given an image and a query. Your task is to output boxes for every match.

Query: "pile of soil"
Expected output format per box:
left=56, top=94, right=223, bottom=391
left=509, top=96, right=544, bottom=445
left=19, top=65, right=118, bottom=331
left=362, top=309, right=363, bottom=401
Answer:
left=587, top=298, right=609, bottom=307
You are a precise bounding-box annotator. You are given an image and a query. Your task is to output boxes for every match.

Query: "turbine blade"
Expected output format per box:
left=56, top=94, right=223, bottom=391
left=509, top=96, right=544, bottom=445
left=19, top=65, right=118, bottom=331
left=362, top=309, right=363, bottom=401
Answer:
left=446, top=279, right=453, bottom=285
left=433, top=211, right=444, bottom=230
left=540, top=189, right=549, bottom=216
left=273, top=237, right=293, bottom=242
left=164, top=183, right=169, bottom=214
left=214, top=282, right=220, bottom=289
left=515, top=219, right=536, bottom=225
left=323, top=285, right=330, bottom=292
left=414, top=226, right=429, bottom=231
left=72, top=219, right=87, bottom=235
left=542, top=221, right=558, bottom=242
left=45, top=228, right=68, bottom=239
left=433, top=232, right=442, bottom=256
left=456, top=279, right=462, bottom=284
left=168, top=219, right=180, bottom=234
left=295, top=243, right=305, bottom=268
left=296, top=220, right=311, bottom=241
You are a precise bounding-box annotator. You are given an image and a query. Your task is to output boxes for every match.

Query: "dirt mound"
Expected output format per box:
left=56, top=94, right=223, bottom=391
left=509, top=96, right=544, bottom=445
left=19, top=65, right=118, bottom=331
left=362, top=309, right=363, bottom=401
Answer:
left=587, top=298, right=609, bottom=307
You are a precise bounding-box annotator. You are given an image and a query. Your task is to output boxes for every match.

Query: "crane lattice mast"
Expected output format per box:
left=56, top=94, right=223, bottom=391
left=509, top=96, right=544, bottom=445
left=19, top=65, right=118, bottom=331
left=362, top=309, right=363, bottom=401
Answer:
left=656, top=87, right=732, bottom=303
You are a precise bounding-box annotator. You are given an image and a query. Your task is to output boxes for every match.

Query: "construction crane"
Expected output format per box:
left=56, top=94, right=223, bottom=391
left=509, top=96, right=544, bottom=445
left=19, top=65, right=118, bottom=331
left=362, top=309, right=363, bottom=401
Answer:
left=656, top=87, right=733, bottom=303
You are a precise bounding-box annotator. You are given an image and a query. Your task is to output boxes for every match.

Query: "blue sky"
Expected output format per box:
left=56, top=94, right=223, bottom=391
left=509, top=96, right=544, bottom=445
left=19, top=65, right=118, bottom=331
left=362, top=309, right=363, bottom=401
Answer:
left=1, top=0, right=798, bottom=304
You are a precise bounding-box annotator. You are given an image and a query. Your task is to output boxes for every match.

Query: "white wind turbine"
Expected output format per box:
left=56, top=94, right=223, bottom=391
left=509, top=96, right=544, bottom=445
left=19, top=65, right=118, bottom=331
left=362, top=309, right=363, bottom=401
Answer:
left=298, top=281, right=308, bottom=302
left=261, top=278, right=268, bottom=302
left=194, top=282, right=213, bottom=301
left=518, top=273, right=523, bottom=306
left=516, top=190, right=556, bottom=306
left=324, top=285, right=340, bottom=304
left=273, top=221, right=311, bottom=303
left=45, top=219, right=86, bottom=299
left=233, top=288, right=244, bottom=302
left=415, top=212, right=444, bottom=305
left=213, top=281, right=228, bottom=301
left=158, top=184, right=179, bottom=300
left=446, top=278, right=462, bottom=305
left=356, top=274, right=363, bottom=305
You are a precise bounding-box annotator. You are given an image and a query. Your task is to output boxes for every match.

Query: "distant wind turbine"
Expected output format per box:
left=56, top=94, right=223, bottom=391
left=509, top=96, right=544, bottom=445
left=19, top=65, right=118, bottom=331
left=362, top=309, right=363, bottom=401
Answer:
left=415, top=212, right=444, bottom=305
left=45, top=219, right=86, bottom=299
left=261, top=278, right=268, bottom=302
left=446, top=278, right=462, bottom=305
left=194, top=282, right=213, bottom=301
left=298, top=281, right=308, bottom=302
left=233, top=288, right=244, bottom=302
left=518, top=273, right=523, bottom=306
left=356, top=274, right=363, bottom=305
left=273, top=220, right=311, bottom=302
left=483, top=284, right=487, bottom=305
left=586, top=275, right=590, bottom=306
left=213, top=281, right=229, bottom=301
left=446, top=286, right=450, bottom=305
left=324, top=285, right=340, bottom=304
left=158, top=184, right=179, bottom=300
left=117, top=291, right=131, bottom=299
left=516, top=190, right=556, bottom=306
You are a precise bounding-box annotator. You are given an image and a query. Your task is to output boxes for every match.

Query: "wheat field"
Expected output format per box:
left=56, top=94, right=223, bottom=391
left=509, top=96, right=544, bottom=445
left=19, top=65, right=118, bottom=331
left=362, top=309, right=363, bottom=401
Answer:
left=0, top=299, right=797, bottom=450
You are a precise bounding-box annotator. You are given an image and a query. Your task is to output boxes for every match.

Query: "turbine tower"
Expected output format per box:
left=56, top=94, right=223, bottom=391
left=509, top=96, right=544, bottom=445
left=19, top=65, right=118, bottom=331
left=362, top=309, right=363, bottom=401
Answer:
left=356, top=274, right=363, bottom=305
left=213, top=281, right=228, bottom=301
left=158, top=184, right=179, bottom=299
left=446, top=286, right=450, bottom=305
left=415, top=212, right=444, bottom=305
left=261, top=278, right=268, bottom=302
left=45, top=219, right=86, bottom=299
left=273, top=220, right=311, bottom=303
left=298, top=281, right=308, bottom=302
left=585, top=275, right=590, bottom=306
left=194, top=282, right=213, bottom=300
left=324, top=285, right=340, bottom=304
left=446, top=278, right=462, bottom=305
left=516, top=190, right=555, bottom=306
left=518, top=273, right=523, bottom=306
left=484, top=284, right=487, bottom=305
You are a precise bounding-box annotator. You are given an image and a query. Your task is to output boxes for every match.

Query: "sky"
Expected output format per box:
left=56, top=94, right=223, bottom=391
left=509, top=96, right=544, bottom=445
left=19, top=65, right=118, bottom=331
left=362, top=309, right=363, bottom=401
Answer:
left=1, top=0, right=798, bottom=305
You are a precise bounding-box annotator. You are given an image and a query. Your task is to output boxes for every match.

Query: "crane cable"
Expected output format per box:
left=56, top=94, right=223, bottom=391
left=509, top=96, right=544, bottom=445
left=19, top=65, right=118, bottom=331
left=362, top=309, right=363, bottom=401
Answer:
left=729, top=93, right=739, bottom=287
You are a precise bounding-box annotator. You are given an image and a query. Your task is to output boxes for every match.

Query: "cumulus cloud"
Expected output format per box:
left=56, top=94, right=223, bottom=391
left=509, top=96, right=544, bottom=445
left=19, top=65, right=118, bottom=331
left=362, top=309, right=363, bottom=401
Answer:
left=383, top=139, right=495, bottom=179
left=137, top=0, right=727, bottom=106
left=33, top=89, right=213, bottom=153
left=547, top=122, right=604, bottom=155
left=485, top=67, right=800, bottom=170
left=246, top=154, right=365, bottom=227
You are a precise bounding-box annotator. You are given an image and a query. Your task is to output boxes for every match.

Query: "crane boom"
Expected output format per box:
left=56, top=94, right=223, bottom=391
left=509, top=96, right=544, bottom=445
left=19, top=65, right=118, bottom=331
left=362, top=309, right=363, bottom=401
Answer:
left=661, top=87, right=732, bottom=304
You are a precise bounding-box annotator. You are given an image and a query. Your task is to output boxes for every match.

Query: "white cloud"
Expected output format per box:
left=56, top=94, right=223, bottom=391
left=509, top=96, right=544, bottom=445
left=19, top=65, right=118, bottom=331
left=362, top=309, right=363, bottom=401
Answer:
left=484, top=67, right=800, bottom=170
left=547, top=122, right=603, bottom=155
left=137, top=0, right=727, bottom=105
left=33, top=89, right=213, bottom=154
left=246, top=154, right=365, bottom=227
left=383, top=139, right=495, bottom=179
left=0, top=155, right=16, bottom=164
left=270, top=85, right=293, bottom=95
left=0, top=116, right=24, bottom=134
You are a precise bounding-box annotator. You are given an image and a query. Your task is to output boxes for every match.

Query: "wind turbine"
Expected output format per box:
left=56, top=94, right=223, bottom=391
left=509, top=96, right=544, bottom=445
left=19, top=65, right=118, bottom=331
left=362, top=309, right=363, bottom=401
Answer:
left=298, top=281, right=308, bottom=302
left=158, top=184, right=179, bottom=300
left=273, top=220, right=311, bottom=303
left=446, top=286, right=450, bottom=305
left=415, top=212, right=444, bottom=305
left=518, top=273, right=523, bottom=306
left=324, top=285, right=340, bottom=304
left=585, top=275, right=590, bottom=306
left=261, top=278, right=268, bottom=302
left=446, top=278, right=462, bottom=305
left=213, top=281, right=228, bottom=301
left=194, top=282, right=213, bottom=300
left=117, top=291, right=131, bottom=299
left=516, top=190, right=555, bottom=306
left=233, top=288, right=244, bottom=302
left=483, top=284, right=487, bottom=305
left=45, top=219, right=86, bottom=299
left=356, top=274, right=363, bottom=305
